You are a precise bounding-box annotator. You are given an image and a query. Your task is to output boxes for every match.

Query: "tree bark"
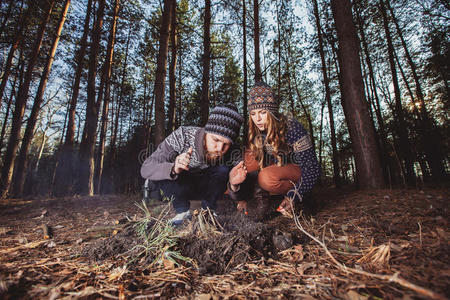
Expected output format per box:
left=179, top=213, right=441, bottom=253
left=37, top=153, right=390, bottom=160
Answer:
left=330, top=0, right=384, bottom=189
left=379, top=0, right=415, bottom=186
left=153, top=0, right=173, bottom=145
left=253, top=0, right=262, bottom=82
left=13, top=0, right=70, bottom=197
left=0, top=67, right=18, bottom=152
left=200, top=0, right=211, bottom=126
left=78, top=0, right=105, bottom=196
left=167, top=0, right=177, bottom=133
left=313, top=0, right=340, bottom=187
left=0, top=0, right=54, bottom=198
left=275, top=0, right=281, bottom=99
left=109, top=23, right=131, bottom=169
left=242, top=0, right=248, bottom=145
left=53, top=0, right=92, bottom=196
left=95, top=0, right=120, bottom=194
left=354, top=0, right=391, bottom=184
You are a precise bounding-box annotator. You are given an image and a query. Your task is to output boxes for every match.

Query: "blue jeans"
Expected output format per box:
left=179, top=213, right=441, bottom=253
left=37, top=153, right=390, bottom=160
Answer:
left=151, top=165, right=229, bottom=213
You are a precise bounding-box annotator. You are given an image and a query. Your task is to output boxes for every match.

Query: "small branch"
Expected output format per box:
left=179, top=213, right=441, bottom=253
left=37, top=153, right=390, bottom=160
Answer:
left=292, top=213, right=447, bottom=300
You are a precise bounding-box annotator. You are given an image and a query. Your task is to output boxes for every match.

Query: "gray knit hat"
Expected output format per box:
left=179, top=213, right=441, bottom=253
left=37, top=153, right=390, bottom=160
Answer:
left=205, top=104, right=244, bottom=142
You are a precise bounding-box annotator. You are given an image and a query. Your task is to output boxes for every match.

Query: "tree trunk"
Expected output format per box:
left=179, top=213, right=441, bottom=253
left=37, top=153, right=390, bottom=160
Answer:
left=153, top=0, right=173, bottom=145
left=354, top=0, right=391, bottom=184
left=109, top=23, right=131, bottom=169
left=275, top=0, right=281, bottom=99
left=253, top=0, right=262, bottom=82
left=379, top=0, right=415, bottom=186
left=0, top=0, right=54, bottom=198
left=200, top=0, right=211, bottom=126
left=318, top=101, right=325, bottom=184
left=78, top=0, right=105, bottom=196
left=53, top=0, right=92, bottom=196
left=313, top=0, right=340, bottom=187
left=330, top=0, right=384, bottom=189
left=242, top=0, right=248, bottom=145
left=292, top=68, right=315, bottom=152
left=95, top=0, right=120, bottom=194
left=0, top=67, right=18, bottom=152
left=177, top=50, right=182, bottom=129
left=167, top=0, right=177, bottom=133
left=13, top=0, right=70, bottom=197
left=0, top=0, right=32, bottom=110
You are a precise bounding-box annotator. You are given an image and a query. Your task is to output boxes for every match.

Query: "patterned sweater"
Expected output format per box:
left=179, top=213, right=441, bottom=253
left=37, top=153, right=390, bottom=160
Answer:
left=277, top=117, right=320, bottom=201
left=140, top=126, right=210, bottom=181
left=229, top=117, right=320, bottom=202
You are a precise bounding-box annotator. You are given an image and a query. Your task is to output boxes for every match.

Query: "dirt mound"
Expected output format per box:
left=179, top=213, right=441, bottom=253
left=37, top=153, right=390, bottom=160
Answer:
left=80, top=210, right=297, bottom=275
left=178, top=213, right=294, bottom=275
left=81, top=224, right=141, bottom=261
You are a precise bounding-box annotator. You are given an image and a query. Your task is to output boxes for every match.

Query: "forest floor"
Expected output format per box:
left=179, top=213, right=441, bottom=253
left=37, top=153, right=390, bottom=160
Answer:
left=0, top=186, right=448, bottom=299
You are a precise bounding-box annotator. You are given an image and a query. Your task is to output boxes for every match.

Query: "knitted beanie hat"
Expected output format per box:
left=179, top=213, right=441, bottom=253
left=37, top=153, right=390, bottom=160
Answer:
left=205, top=104, right=244, bottom=142
left=248, top=81, right=279, bottom=114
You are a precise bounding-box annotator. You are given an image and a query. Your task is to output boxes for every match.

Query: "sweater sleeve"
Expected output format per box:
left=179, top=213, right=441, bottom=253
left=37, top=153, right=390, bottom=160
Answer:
left=285, top=119, right=320, bottom=202
left=140, top=127, right=185, bottom=181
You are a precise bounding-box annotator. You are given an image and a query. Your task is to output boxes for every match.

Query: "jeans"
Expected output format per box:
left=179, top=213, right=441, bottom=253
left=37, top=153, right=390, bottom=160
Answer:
left=151, top=165, right=229, bottom=213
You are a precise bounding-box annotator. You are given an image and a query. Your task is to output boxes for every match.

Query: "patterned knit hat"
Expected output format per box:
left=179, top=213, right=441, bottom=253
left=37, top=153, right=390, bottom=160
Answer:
left=248, top=81, right=279, bottom=113
left=205, top=104, right=244, bottom=142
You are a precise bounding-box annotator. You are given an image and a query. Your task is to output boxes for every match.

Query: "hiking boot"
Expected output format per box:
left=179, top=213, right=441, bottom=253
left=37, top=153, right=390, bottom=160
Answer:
left=250, top=185, right=270, bottom=221
left=170, top=210, right=192, bottom=226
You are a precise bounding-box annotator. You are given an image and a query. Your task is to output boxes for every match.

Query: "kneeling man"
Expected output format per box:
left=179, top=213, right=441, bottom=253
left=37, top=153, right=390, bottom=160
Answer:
left=141, top=104, right=243, bottom=225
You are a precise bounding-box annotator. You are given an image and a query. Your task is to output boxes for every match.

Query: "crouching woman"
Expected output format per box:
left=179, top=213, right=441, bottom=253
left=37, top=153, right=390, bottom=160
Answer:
left=228, top=82, right=320, bottom=219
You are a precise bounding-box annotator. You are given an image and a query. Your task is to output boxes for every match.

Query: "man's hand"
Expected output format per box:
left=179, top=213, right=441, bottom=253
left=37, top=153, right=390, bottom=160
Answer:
left=173, top=147, right=193, bottom=174
left=277, top=197, right=294, bottom=218
left=229, top=161, right=247, bottom=190
left=237, top=201, right=248, bottom=215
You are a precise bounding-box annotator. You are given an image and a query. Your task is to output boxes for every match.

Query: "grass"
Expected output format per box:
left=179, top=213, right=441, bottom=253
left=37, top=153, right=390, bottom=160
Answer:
left=125, top=196, right=194, bottom=269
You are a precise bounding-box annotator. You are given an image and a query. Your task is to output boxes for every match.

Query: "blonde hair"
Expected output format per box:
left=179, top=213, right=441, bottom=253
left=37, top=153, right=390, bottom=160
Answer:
left=248, top=112, right=288, bottom=168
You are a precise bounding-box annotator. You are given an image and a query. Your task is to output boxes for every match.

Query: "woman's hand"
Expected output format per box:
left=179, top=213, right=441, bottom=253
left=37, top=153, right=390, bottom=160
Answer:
left=229, top=161, right=247, bottom=190
left=277, top=197, right=294, bottom=218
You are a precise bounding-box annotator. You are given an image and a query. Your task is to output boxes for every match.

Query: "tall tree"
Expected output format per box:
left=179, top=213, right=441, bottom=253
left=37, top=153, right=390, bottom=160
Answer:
left=200, top=0, right=211, bottom=126
left=330, top=0, right=384, bottom=189
left=153, top=0, right=173, bottom=145
left=354, top=0, right=391, bottom=184
left=95, top=0, right=120, bottom=194
left=0, top=63, right=19, bottom=152
left=78, top=0, right=106, bottom=195
left=167, top=0, right=177, bottom=133
left=13, top=0, right=71, bottom=197
left=242, top=0, right=248, bottom=145
left=54, top=0, right=93, bottom=196
left=379, top=0, right=415, bottom=186
left=253, top=0, right=262, bottom=81
left=312, top=0, right=340, bottom=187
left=0, top=0, right=55, bottom=198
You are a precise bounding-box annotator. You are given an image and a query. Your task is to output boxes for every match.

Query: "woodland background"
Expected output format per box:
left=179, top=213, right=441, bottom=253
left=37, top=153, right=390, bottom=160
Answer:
left=0, top=0, right=448, bottom=199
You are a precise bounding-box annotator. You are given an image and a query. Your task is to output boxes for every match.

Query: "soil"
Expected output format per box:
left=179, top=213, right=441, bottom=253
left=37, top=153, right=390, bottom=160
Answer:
left=0, top=187, right=448, bottom=299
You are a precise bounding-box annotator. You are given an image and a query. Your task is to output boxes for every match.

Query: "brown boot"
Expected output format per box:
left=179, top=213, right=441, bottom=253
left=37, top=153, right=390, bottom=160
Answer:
left=248, top=184, right=270, bottom=221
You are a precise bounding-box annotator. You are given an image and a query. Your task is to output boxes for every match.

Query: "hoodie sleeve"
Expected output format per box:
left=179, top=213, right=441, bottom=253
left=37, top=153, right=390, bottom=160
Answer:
left=285, top=119, right=320, bottom=202
left=140, top=127, right=185, bottom=181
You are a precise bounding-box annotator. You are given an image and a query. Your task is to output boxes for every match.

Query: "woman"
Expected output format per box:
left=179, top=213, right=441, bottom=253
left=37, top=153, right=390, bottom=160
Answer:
left=228, top=82, right=320, bottom=218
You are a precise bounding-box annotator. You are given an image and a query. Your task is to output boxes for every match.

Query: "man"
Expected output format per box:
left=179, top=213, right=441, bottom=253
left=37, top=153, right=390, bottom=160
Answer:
left=141, top=104, right=243, bottom=225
